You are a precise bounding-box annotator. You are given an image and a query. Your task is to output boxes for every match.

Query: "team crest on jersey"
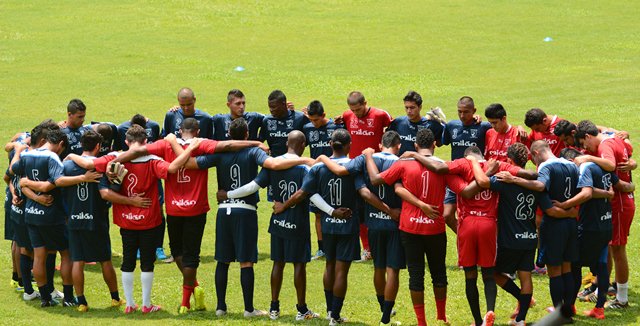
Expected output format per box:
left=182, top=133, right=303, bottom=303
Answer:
left=452, top=129, right=459, bottom=139
left=327, top=130, right=334, bottom=137
left=309, top=131, right=319, bottom=142
left=504, top=138, right=511, bottom=146
left=350, top=118, right=359, bottom=128
left=366, top=119, right=374, bottom=127
left=470, top=129, right=477, bottom=138
left=175, top=118, right=182, bottom=130
left=286, top=120, right=293, bottom=129
left=268, top=120, right=277, bottom=131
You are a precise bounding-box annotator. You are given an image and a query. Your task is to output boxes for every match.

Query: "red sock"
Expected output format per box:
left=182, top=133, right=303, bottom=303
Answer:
left=182, top=285, right=194, bottom=308
left=436, top=298, right=447, bottom=320
left=413, top=304, right=427, bottom=326
left=194, top=279, right=199, bottom=287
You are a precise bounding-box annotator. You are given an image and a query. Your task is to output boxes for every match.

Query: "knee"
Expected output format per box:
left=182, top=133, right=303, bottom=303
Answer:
left=481, top=267, right=495, bottom=279
left=408, top=269, right=426, bottom=292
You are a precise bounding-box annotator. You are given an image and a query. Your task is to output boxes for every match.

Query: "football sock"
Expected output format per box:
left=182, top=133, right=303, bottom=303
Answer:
left=19, top=255, right=34, bottom=295
left=141, top=272, right=154, bottom=307
left=63, top=284, right=74, bottom=303
left=240, top=267, right=254, bottom=312
left=617, top=282, right=628, bottom=303
left=182, top=285, right=194, bottom=308
left=596, top=263, right=608, bottom=308
left=436, top=297, right=447, bottom=321
left=46, top=253, right=56, bottom=293
left=110, top=291, right=120, bottom=301
left=465, top=278, right=482, bottom=326
left=561, top=272, right=575, bottom=309
left=502, top=279, right=522, bottom=299
left=330, top=295, right=344, bottom=320
left=381, top=300, right=395, bottom=323
left=549, top=275, right=564, bottom=307
left=38, top=285, right=52, bottom=301
left=482, top=277, right=497, bottom=311
left=324, top=289, right=333, bottom=312
left=18, top=277, right=23, bottom=287
left=296, top=303, right=309, bottom=314
left=270, top=300, right=280, bottom=312
left=215, top=263, right=229, bottom=311
left=413, top=303, right=427, bottom=326
left=318, top=240, right=324, bottom=252
left=12, top=272, right=18, bottom=282
left=516, top=293, right=532, bottom=322
left=77, top=295, right=88, bottom=306
left=121, top=271, right=135, bottom=307
left=377, top=294, right=384, bottom=312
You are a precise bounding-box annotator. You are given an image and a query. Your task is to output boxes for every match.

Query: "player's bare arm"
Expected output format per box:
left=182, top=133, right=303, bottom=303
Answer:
left=357, top=187, right=399, bottom=221
left=20, top=186, right=53, bottom=207
left=393, top=183, right=439, bottom=219
left=495, top=171, right=545, bottom=192
left=316, top=155, right=349, bottom=176
left=399, top=151, right=448, bottom=174
left=467, top=156, right=490, bottom=188
left=64, top=153, right=95, bottom=170
left=573, top=154, right=616, bottom=172
left=99, top=189, right=152, bottom=208
left=363, top=148, right=385, bottom=186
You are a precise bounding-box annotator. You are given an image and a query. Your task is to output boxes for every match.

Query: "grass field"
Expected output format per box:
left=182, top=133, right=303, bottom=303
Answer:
left=1, top=0, right=639, bottom=325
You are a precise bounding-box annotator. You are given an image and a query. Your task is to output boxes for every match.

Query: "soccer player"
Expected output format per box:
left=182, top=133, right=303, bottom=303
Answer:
left=163, top=87, right=213, bottom=139
left=556, top=148, right=635, bottom=319
left=341, top=91, right=393, bottom=261
left=9, top=129, right=75, bottom=307
left=212, top=89, right=264, bottom=141
left=365, top=129, right=452, bottom=326
left=20, top=130, right=126, bottom=312
left=217, top=131, right=322, bottom=321
left=260, top=90, right=309, bottom=157
left=116, top=114, right=161, bottom=151
left=274, top=129, right=361, bottom=325
left=553, top=120, right=630, bottom=152
left=388, top=90, right=444, bottom=155
left=60, top=98, right=92, bottom=158
left=303, top=100, right=343, bottom=260
left=187, top=118, right=314, bottom=318
left=483, top=103, right=527, bottom=162
left=90, top=122, right=120, bottom=157
left=440, top=96, right=491, bottom=233
left=524, top=108, right=565, bottom=156
left=572, top=120, right=636, bottom=309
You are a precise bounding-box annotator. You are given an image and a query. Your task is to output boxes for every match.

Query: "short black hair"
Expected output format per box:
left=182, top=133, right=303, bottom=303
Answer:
left=180, top=117, right=199, bottom=132
left=463, top=146, right=483, bottom=157
left=46, top=129, right=69, bottom=150
left=415, top=128, right=435, bottom=149
left=307, top=100, right=325, bottom=116
left=95, top=123, right=113, bottom=144
left=485, top=103, right=506, bottom=119
left=347, top=91, right=366, bottom=105
left=574, top=120, right=599, bottom=140
left=458, top=96, right=474, bottom=108
left=31, top=119, right=60, bottom=145
left=229, top=117, right=248, bottom=140
left=131, top=114, right=147, bottom=129
left=67, top=99, right=86, bottom=114
left=559, top=147, right=583, bottom=161
left=268, top=90, right=287, bottom=104
left=507, top=143, right=529, bottom=168
left=227, top=89, right=245, bottom=102
left=331, top=128, right=351, bottom=152
left=81, top=130, right=103, bottom=152
left=524, top=108, right=546, bottom=127
left=553, top=119, right=576, bottom=137
left=403, top=91, right=423, bottom=107
left=381, top=130, right=401, bottom=148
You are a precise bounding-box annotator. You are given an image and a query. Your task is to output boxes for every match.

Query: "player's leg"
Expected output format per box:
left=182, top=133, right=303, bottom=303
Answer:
left=119, top=227, right=138, bottom=312
left=324, top=258, right=336, bottom=317
left=19, top=247, right=37, bottom=300
left=73, top=261, right=86, bottom=308
left=514, top=268, right=533, bottom=323
left=400, top=231, right=427, bottom=326
left=214, top=209, right=233, bottom=314
left=477, top=219, right=498, bottom=324
left=426, top=232, right=449, bottom=324
left=139, top=224, right=161, bottom=313
left=269, top=234, right=286, bottom=319
left=182, top=214, right=206, bottom=312
left=313, top=212, right=324, bottom=259
left=330, top=233, right=359, bottom=322
left=458, top=218, right=483, bottom=325
left=166, top=215, right=184, bottom=272
left=99, top=260, right=121, bottom=306
left=237, top=209, right=263, bottom=316
left=28, top=224, right=54, bottom=305
left=53, top=224, right=74, bottom=306
left=443, top=188, right=458, bottom=233
left=290, top=234, right=316, bottom=320
left=464, top=266, right=483, bottom=326
left=11, top=241, right=21, bottom=289
left=368, top=229, right=386, bottom=312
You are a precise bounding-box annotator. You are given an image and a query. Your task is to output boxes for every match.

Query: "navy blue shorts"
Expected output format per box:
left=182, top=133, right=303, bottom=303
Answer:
left=69, top=227, right=112, bottom=262
left=539, top=218, right=578, bottom=266
left=4, top=196, right=14, bottom=241
left=215, top=208, right=258, bottom=263
left=270, top=234, right=311, bottom=263
left=13, top=221, right=32, bottom=250
left=369, top=229, right=406, bottom=269
left=28, top=223, right=68, bottom=251
left=323, top=233, right=360, bottom=262
left=577, top=230, right=611, bottom=266
left=495, top=247, right=535, bottom=274
left=444, top=187, right=457, bottom=205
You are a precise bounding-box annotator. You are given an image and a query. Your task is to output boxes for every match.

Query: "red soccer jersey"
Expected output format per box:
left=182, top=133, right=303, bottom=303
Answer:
left=598, top=137, right=635, bottom=208
left=112, top=156, right=169, bottom=230
left=527, top=115, right=565, bottom=156
left=446, top=158, right=520, bottom=220
left=93, top=153, right=117, bottom=173
left=484, top=125, right=520, bottom=162
left=145, top=139, right=218, bottom=217
left=380, top=157, right=460, bottom=235
left=343, top=107, right=392, bottom=158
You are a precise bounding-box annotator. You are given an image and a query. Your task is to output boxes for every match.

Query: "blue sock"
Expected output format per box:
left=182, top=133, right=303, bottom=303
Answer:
left=596, top=263, right=609, bottom=308
left=20, top=255, right=34, bottom=294
left=516, top=293, right=532, bottom=322
left=46, top=253, right=56, bottom=293
left=562, top=272, right=575, bottom=309
left=324, top=289, right=333, bottom=312
left=549, top=276, right=564, bottom=307
left=63, top=284, right=74, bottom=303
left=331, top=296, right=344, bottom=320
left=240, top=267, right=254, bottom=312
left=215, top=262, right=229, bottom=311
left=381, top=300, right=395, bottom=323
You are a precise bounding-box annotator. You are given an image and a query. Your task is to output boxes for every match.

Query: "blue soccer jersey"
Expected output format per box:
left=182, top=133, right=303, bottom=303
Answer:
left=212, top=112, right=264, bottom=141
left=62, top=125, right=93, bottom=158
left=303, top=120, right=343, bottom=159
left=196, top=147, right=268, bottom=208
left=62, top=158, right=109, bottom=231
left=9, top=172, right=26, bottom=225
left=254, top=154, right=310, bottom=240
left=90, top=121, right=119, bottom=156
left=11, top=148, right=65, bottom=225
left=116, top=120, right=161, bottom=151
left=489, top=176, right=552, bottom=250
left=162, top=108, right=212, bottom=139
left=537, top=158, right=579, bottom=221
left=389, top=116, right=444, bottom=155
left=442, top=120, right=491, bottom=160
left=577, top=162, right=617, bottom=232
left=301, top=157, right=359, bottom=235
left=260, top=110, right=309, bottom=157
left=346, top=153, right=401, bottom=230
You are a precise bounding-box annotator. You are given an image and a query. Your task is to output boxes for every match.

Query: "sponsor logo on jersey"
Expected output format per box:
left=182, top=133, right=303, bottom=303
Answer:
left=171, top=199, right=197, bottom=207
left=469, top=210, right=488, bottom=217
left=26, top=206, right=45, bottom=215
left=123, top=212, right=144, bottom=220
left=369, top=211, right=391, bottom=220
left=544, top=138, right=557, bottom=145
left=409, top=216, right=435, bottom=224
left=311, top=141, right=330, bottom=148
left=273, top=219, right=297, bottom=229
left=325, top=217, right=348, bottom=224
left=351, top=129, right=375, bottom=136
left=515, top=231, right=537, bottom=240
left=400, top=134, right=416, bottom=142
left=600, top=211, right=612, bottom=221
left=452, top=129, right=459, bottom=139
left=71, top=212, right=94, bottom=220
left=452, top=140, right=477, bottom=147
left=11, top=205, right=23, bottom=215
left=488, top=149, right=507, bottom=158
left=269, top=131, right=289, bottom=138
left=309, top=130, right=319, bottom=142
left=286, top=120, right=293, bottom=129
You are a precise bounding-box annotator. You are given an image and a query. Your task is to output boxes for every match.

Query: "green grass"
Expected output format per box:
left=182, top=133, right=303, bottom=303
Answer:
left=1, top=0, right=639, bottom=324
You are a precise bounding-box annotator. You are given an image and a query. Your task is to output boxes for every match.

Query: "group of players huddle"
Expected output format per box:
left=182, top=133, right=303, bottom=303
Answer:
left=2, top=87, right=636, bottom=326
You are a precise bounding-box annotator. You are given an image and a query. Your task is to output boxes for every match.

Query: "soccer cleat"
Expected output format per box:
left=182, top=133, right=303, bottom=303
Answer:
left=312, top=250, right=325, bottom=260
left=51, top=289, right=65, bottom=300
left=435, top=318, right=451, bottom=325
left=326, top=311, right=332, bottom=320
left=380, top=322, right=402, bottom=326
left=23, top=291, right=40, bottom=301
left=142, top=304, right=162, bottom=314
left=296, top=309, right=320, bottom=321
left=162, top=255, right=174, bottom=263
left=329, top=317, right=348, bottom=325
left=156, top=248, right=167, bottom=260
left=507, top=320, right=525, bottom=326
left=111, top=298, right=126, bottom=307
left=77, top=304, right=89, bottom=312
left=136, top=250, right=140, bottom=260
left=193, top=286, right=206, bottom=311
left=483, top=311, right=495, bottom=326
left=607, top=286, right=616, bottom=297
left=244, top=309, right=267, bottom=317
left=360, top=249, right=372, bottom=262
left=124, top=304, right=139, bottom=314
left=605, top=298, right=628, bottom=309
left=584, top=307, right=605, bottom=319
left=63, top=299, right=78, bottom=307
left=41, top=299, right=59, bottom=307
left=577, top=286, right=596, bottom=302
left=178, top=306, right=189, bottom=315
left=215, top=309, right=227, bottom=317
left=532, top=266, right=547, bottom=275
left=269, top=310, right=280, bottom=320
left=510, top=297, right=536, bottom=319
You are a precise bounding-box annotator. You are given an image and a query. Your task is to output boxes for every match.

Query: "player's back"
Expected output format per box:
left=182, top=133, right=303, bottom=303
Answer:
left=538, top=158, right=578, bottom=203
left=578, top=162, right=614, bottom=233
left=63, top=158, right=109, bottom=230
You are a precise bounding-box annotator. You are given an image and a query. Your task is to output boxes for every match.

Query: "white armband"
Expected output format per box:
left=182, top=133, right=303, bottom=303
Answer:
left=310, top=193, right=334, bottom=217
left=227, top=181, right=261, bottom=198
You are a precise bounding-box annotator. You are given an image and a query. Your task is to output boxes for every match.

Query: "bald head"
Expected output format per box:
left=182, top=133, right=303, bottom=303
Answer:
left=530, top=140, right=552, bottom=165
left=286, top=130, right=307, bottom=156
left=177, top=88, right=196, bottom=114
left=178, top=88, right=195, bottom=99
left=530, top=140, right=550, bottom=154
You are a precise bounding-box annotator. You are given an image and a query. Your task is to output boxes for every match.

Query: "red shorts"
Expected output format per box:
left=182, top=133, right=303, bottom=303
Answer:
left=610, top=204, right=635, bottom=246
left=457, top=216, right=497, bottom=268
